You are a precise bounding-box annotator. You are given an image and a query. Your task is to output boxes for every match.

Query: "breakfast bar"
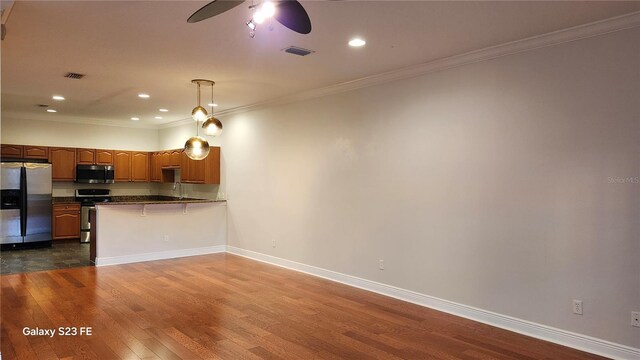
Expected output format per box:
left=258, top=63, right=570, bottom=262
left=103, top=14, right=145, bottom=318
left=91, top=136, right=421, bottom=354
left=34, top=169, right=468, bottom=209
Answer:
left=90, top=198, right=226, bottom=266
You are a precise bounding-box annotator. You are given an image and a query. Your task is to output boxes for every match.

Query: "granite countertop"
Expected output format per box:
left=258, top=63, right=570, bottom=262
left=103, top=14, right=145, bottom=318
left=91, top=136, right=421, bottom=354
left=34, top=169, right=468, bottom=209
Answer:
left=98, top=195, right=224, bottom=205
left=53, top=195, right=225, bottom=205
left=52, top=197, right=78, bottom=204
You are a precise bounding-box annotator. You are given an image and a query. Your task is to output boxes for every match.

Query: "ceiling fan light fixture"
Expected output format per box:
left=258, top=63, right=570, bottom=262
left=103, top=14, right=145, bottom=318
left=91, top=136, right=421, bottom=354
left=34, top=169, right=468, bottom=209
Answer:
left=262, top=1, right=276, bottom=17
left=253, top=9, right=266, bottom=24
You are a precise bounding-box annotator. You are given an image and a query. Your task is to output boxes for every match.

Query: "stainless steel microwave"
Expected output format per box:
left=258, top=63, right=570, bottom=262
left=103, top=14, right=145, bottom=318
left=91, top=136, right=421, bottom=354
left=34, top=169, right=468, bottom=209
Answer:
left=75, top=164, right=115, bottom=183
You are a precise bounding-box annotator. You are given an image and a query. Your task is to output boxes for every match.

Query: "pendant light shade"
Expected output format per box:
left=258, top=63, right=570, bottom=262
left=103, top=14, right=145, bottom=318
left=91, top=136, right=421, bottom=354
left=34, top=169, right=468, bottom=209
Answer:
left=192, top=106, right=208, bottom=122
left=202, top=115, right=223, bottom=136
left=202, top=81, right=223, bottom=137
left=190, top=79, right=209, bottom=121
left=186, top=79, right=214, bottom=160
left=184, top=136, right=210, bottom=160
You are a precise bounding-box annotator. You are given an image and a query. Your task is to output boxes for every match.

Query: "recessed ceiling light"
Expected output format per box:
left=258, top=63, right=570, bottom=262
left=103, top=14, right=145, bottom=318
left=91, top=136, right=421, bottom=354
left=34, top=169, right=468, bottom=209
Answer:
left=131, top=117, right=140, bottom=121
left=208, top=103, right=219, bottom=107
left=155, top=116, right=163, bottom=120
left=52, top=95, right=65, bottom=101
left=159, top=108, right=169, bottom=112
left=46, top=109, right=57, bottom=113
left=348, top=38, right=366, bottom=47
left=138, top=93, right=150, bottom=99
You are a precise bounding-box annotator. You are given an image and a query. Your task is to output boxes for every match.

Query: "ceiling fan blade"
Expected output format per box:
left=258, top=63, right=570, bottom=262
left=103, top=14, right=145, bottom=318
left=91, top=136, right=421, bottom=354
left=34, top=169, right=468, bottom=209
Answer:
left=274, top=0, right=312, bottom=34
left=187, top=0, right=245, bottom=23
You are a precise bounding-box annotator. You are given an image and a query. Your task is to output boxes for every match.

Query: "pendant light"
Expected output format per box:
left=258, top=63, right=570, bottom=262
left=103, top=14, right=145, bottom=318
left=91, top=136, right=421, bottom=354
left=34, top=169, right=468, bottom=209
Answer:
left=202, top=81, right=223, bottom=137
left=191, top=79, right=208, bottom=122
left=185, top=79, right=212, bottom=160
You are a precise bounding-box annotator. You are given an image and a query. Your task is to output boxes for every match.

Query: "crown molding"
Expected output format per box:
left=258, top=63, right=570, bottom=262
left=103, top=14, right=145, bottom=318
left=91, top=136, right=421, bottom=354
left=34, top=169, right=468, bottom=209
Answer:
left=161, top=10, right=640, bottom=128
left=2, top=113, right=161, bottom=130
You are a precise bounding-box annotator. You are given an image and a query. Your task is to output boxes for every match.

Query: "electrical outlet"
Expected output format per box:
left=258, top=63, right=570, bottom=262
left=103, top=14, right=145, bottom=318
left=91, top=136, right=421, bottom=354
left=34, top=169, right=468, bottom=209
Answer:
left=572, top=300, right=583, bottom=315
left=632, top=311, right=640, bottom=327
left=272, top=239, right=276, bottom=248
left=163, top=235, right=169, bottom=242
left=379, top=260, right=384, bottom=270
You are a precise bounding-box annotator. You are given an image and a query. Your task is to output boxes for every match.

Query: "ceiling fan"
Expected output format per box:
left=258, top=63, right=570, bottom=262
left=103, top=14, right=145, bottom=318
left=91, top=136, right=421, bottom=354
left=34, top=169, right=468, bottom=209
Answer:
left=187, top=0, right=312, bottom=35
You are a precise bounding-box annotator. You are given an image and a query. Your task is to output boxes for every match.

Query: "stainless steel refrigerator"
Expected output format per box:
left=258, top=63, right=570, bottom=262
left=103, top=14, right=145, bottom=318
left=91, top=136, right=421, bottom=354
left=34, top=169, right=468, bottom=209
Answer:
left=1, top=162, right=52, bottom=245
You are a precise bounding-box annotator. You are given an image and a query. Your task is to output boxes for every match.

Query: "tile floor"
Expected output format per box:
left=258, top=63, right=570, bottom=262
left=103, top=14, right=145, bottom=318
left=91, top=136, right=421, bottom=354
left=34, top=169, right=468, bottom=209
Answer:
left=0, top=240, right=92, bottom=274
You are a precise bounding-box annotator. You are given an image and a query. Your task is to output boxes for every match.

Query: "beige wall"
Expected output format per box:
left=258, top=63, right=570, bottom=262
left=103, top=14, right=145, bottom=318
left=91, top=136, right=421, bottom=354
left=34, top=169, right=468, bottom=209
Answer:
left=162, top=28, right=639, bottom=347
left=0, top=117, right=163, bottom=196
left=1, top=117, right=160, bottom=150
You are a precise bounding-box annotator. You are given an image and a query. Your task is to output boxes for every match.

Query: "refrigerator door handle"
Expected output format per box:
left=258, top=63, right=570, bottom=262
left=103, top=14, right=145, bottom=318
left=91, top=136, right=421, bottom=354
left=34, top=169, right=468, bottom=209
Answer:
left=20, top=166, right=28, bottom=236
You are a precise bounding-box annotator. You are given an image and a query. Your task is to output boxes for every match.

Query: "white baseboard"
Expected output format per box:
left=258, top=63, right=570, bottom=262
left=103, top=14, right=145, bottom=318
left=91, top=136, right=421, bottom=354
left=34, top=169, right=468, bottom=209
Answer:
left=226, top=246, right=640, bottom=360
left=95, top=245, right=226, bottom=266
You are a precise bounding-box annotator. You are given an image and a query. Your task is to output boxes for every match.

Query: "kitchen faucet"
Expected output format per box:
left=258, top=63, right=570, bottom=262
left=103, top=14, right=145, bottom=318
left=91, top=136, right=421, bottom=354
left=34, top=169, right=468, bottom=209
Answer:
left=173, top=182, right=183, bottom=199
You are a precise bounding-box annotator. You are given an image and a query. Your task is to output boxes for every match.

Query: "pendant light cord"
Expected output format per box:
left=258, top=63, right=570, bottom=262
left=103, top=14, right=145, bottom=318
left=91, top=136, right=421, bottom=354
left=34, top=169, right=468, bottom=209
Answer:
left=211, top=82, right=219, bottom=117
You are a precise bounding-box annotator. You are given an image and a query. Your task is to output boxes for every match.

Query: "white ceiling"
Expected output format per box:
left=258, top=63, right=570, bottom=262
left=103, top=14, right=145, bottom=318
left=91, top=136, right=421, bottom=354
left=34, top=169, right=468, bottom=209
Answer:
left=2, top=1, right=640, bottom=128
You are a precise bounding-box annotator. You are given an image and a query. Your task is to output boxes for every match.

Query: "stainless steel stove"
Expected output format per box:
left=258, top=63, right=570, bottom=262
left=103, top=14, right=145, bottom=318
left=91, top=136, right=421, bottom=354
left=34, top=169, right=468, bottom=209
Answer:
left=75, top=189, right=111, bottom=243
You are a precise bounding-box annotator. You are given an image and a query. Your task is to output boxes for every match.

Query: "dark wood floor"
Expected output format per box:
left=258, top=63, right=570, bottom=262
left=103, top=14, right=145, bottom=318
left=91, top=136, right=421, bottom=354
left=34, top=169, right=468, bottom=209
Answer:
left=1, top=253, right=606, bottom=359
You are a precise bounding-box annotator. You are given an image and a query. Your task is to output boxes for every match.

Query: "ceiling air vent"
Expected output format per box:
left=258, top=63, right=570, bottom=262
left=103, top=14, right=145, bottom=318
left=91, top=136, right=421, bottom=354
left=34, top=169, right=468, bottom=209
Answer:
left=64, top=72, right=85, bottom=79
left=283, top=46, right=314, bottom=57
left=36, top=104, right=49, bottom=108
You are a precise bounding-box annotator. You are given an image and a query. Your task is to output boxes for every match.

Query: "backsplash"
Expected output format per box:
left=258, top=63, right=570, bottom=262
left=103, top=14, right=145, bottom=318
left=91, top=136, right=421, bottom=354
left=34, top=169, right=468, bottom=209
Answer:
left=52, top=182, right=160, bottom=197
left=53, top=176, right=221, bottom=200
left=157, top=169, right=221, bottom=200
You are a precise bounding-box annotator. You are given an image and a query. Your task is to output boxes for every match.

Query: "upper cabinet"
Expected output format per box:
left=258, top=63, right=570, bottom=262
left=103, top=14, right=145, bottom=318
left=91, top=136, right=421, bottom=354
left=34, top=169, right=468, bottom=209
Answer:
left=131, top=152, right=149, bottom=182
left=24, top=146, right=49, bottom=160
left=2, top=144, right=49, bottom=160
left=77, top=148, right=114, bottom=165
left=180, top=146, right=220, bottom=184
left=76, top=148, right=95, bottom=164
left=114, top=151, right=132, bottom=182
left=205, top=146, right=221, bottom=185
left=95, top=149, right=114, bottom=165
left=150, top=152, right=161, bottom=182
left=49, top=147, right=76, bottom=181
left=114, top=150, right=148, bottom=182
left=1, top=143, right=219, bottom=185
left=1, top=144, right=23, bottom=158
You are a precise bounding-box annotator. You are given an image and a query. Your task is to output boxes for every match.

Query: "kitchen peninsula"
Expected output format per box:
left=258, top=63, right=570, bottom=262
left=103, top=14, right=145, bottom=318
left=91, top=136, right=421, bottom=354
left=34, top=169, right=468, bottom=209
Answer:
left=91, top=197, right=227, bottom=266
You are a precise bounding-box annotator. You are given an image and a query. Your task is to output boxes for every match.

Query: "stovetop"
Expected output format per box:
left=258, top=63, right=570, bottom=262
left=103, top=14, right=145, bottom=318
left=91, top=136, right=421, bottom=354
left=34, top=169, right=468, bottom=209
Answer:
left=75, top=189, right=112, bottom=204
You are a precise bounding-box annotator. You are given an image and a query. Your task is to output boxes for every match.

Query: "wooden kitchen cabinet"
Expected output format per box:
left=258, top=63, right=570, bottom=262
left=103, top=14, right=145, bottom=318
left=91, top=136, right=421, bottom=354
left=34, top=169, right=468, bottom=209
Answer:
left=169, top=150, right=181, bottom=167
left=52, top=203, right=81, bottom=240
left=76, top=148, right=96, bottom=164
left=114, top=150, right=149, bottom=182
left=179, top=146, right=219, bottom=184
left=24, top=146, right=49, bottom=160
left=78, top=148, right=114, bottom=165
left=1, top=144, right=24, bottom=158
left=150, top=152, right=161, bottom=182
left=114, top=151, right=132, bottom=181
left=95, top=149, right=114, bottom=165
left=49, top=147, right=76, bottom=181
left=131, top=151, right=149, bottom=182
left=180, top=150, right=204, bottom=183
left=205, top=146, right=221, bottom=184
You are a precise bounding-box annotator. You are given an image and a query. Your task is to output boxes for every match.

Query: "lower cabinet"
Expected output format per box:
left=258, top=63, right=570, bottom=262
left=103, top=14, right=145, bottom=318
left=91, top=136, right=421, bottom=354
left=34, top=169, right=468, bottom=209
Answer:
left=52, top=203, right=81, bottom=240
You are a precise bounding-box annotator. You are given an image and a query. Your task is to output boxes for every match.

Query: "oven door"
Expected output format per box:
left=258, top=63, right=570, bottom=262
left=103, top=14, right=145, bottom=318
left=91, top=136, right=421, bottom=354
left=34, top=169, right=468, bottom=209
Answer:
left=80, top=205, right=94, bottom=243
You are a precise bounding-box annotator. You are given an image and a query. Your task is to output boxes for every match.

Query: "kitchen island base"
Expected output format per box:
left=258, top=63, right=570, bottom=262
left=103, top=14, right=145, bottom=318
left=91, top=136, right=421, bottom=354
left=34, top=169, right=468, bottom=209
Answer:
left=93, top=201, right=226, bottom=266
